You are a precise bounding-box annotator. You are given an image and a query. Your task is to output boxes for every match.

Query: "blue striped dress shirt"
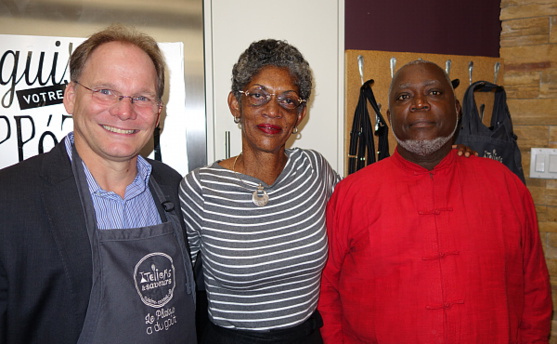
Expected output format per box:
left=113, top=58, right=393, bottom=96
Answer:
left=64, top=133, right=161, bottom=230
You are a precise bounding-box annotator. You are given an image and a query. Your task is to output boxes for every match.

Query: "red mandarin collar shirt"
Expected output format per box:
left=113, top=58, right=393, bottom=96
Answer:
left=319, top=149, right=552, bottom=344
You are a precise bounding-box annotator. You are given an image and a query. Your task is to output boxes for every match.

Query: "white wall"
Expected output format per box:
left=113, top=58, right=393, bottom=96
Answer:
left=204, top=0, right=345, bottom=174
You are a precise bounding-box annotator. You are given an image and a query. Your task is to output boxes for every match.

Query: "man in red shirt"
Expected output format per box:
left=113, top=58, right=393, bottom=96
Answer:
left=319, top=60, right=552, bottom=343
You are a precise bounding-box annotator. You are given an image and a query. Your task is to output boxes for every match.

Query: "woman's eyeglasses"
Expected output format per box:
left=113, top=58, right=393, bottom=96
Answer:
left=239, top=87, right=305, bottom=111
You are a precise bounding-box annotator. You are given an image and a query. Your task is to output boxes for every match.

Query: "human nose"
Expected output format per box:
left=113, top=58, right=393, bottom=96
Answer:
left=411, top=94, right=430, bottom=111
left=110, top=97, right=137, bottom=120
left=262, top=94, right=283, bottom=117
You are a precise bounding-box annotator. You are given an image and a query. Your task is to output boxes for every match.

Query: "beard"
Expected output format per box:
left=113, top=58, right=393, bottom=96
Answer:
left=393, top=119, right=459, bottom=156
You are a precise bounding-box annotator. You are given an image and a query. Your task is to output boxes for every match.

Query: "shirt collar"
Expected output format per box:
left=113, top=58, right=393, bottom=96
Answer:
left=392, top=146, right=457, bottom=175
left=63, top=132, right=152, bottom=200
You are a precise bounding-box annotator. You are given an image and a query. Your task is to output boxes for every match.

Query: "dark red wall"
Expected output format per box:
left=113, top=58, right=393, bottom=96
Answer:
left=345, top=0, right=502, bottom=57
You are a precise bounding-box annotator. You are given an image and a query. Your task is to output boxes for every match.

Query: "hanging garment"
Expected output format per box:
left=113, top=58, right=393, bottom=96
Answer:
left=70, top=146, right=196, bottom=344
left=455, top=80, right=526, bottom=183
left=348, top=79, right=389, bottom=174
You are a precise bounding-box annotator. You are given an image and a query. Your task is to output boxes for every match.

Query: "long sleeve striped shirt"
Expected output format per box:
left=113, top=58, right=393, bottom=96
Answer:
left=179, top=148, right=340, bottom=330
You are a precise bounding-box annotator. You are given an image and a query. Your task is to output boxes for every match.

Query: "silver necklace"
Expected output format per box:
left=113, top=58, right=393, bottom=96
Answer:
left=232, top=153, right=269, bottom=207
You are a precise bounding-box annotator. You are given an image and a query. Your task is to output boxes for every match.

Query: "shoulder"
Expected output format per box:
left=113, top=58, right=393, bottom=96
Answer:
left=0, top=155, right=42, bottom=180
left=331, top=156, right=396, bottom=203
left=0, top=143, right=70, bottom=192
left=289, top=148, right=341, bottom=190
left=180, top=162, right=228, bottom=193
left=341, top=155, right=393, bottom=183
left=182, top=162, right=225, bottom=183
left=457, top=154, right=525, bottom=186
left=1, top=142, right=63, bottom=173
left=447, top=154, right=533, bottom=204
left=146, top=158, right=182, bottom=186
left=291, top=148, right=326, bottom=163
left=290, top=148, right=337, bottom=172
left=0, top=157, right=42, bottom=209
left=144, top=159, right=186, bottom=207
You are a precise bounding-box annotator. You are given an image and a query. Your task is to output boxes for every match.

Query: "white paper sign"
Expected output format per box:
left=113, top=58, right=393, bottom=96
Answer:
left=0, top=34, right=188, bottom=175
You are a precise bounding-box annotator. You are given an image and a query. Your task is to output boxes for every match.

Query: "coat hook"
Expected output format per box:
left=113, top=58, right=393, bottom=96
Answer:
left=494, top=61, right=500, bottom=84
left=445, top=60, right=452, bottom=76
left=468, top=61, right=474, bottom=85
left=390, top=57, right=397, bottom=78
left=357, top=55, right=365, bottom=85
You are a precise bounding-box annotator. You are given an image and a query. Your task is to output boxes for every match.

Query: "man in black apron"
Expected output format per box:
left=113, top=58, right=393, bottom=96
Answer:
left=0, top=25, right=197, bottom=343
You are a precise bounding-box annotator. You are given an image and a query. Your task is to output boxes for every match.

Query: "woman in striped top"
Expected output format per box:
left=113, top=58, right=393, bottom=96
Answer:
left=179, top=39, right=340, bottom=343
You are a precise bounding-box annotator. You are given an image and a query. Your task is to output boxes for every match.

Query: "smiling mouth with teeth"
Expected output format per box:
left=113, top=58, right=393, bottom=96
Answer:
left=103, top=125, right=136, bottom=134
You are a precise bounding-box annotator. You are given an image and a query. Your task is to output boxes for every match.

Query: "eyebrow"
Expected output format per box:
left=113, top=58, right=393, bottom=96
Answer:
left=88, top=82, right=156, bottom=94
left=249, top=84, right=299, bottom=94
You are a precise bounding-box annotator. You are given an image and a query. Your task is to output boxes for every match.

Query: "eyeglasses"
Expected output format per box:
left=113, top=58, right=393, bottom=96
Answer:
left=73, top=81, right=162, bottom=111
left=239, top=87, right=306, bottom=111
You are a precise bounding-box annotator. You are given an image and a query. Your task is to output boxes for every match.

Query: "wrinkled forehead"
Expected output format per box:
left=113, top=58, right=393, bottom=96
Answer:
left=390, top=62, right=452, bottom=96
left=397, top=63, right=445, bottom=83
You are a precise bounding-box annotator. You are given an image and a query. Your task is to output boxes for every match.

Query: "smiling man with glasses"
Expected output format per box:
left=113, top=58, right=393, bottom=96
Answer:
left=0, top=25, right=197, bottom=344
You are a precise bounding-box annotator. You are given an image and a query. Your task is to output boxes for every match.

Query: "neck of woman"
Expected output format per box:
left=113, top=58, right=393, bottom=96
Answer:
left=234, top=149, right=288, bottom=186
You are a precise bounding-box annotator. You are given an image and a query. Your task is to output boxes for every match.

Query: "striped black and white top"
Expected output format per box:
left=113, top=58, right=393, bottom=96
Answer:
left=179, top=148, right=340, bottom=331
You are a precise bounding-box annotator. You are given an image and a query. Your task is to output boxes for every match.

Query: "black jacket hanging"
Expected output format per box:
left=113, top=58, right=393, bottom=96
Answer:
left=348, top=79, right=389, bottom=175
left=455, top=80, right=526, bottom=183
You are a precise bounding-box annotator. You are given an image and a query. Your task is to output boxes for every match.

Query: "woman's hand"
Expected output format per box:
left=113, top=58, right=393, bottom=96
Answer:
left=452, top=144, right=478, bottom=157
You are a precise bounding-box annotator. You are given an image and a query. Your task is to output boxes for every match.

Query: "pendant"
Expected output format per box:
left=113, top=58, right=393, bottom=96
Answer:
left=252, top=184, right=269, bottom=207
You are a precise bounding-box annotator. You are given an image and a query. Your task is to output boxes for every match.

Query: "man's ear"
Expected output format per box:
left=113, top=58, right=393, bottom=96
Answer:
left=228, top=92, right=240, bottom=118
left=63, top=82, right=76, bottom=114
left=155, top=105, right=163, bottom=127
left=455, top=99, right=462, bottom=121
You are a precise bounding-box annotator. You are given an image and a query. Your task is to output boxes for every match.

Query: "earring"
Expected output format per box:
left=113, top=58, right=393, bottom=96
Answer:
left=234, top=116, right=240, bottom=124
left=291, top=127, right=299, bottom=134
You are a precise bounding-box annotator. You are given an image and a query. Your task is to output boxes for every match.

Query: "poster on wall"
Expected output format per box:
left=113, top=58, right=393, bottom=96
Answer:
left=0, top=34, right=188, bottom=175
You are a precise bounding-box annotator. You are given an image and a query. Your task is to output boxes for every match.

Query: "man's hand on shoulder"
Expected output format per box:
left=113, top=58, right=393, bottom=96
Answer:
left=453, top=144, right=478, bottom=158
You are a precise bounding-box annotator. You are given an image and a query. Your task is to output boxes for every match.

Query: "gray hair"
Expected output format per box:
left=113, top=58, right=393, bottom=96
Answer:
left=231, top=39, right=312, bottom=106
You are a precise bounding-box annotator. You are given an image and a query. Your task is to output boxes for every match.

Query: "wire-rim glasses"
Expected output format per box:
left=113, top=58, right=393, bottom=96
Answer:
left=239, top=87, right=306, bottom=111
left=73, top=81, right=162, bottom=112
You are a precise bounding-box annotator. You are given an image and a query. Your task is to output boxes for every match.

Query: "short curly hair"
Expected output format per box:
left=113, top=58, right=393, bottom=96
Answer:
left=231, top=39, right=312, bottom=107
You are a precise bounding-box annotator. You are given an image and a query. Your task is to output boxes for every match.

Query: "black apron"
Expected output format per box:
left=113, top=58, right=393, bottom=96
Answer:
left=71, top=147, right=196, bottom=344
left=348, top=79, right=389, bottom=175
left=455, top=80, right=526, bottom=183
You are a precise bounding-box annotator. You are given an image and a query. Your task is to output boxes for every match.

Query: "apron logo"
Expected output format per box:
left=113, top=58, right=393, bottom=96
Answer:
left=134, top=252, right=176, bottom=308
